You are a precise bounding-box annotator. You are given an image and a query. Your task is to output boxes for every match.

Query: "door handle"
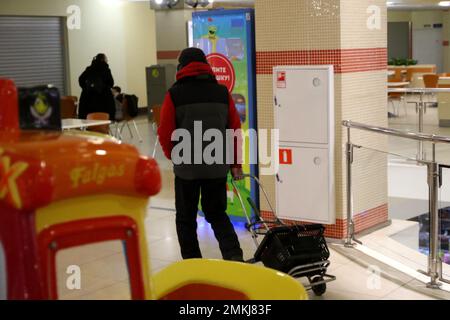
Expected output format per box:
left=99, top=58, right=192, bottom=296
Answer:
left=274, top=96, right=281, bottom=108
left=276, top=174, right=283, bottom=183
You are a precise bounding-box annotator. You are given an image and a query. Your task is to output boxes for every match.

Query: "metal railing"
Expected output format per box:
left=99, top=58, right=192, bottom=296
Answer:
left=342, top=119, right=450, bottom=289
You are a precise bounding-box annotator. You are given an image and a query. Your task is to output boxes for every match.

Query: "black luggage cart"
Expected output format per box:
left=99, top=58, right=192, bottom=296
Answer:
left=231, top=174, right=336, bottom=296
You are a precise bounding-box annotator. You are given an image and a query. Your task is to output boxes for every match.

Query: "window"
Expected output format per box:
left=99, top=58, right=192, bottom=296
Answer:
left=0, top=16, right=67, bottom=95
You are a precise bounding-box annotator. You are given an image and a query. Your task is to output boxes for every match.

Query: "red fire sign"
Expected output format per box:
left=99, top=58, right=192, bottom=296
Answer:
left=277, top=71, right=286, bottom=88
left=279, top=148, right=292, bottom=165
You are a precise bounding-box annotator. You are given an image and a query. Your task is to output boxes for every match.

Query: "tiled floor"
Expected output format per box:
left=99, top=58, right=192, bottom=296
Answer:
left=54, top=114, right=445, bottom=300
left=56, top=207, right=442, bottom=300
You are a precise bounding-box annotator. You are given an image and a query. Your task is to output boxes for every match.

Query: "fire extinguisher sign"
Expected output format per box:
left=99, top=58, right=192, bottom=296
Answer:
left=279, top=148, right=292, bottom=165
left=277, top=71, right=286, bottom=88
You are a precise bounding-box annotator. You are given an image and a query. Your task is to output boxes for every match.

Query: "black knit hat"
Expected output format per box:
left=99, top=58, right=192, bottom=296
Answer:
left=178, top=47, right=208, bottom=69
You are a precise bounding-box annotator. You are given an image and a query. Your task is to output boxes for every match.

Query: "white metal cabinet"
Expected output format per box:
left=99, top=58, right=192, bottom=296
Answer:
left=274, top=67, right=331, bottom=144
left=276, top=146, right=331, bottom=223
left=273, top=65, right=335, bottom=224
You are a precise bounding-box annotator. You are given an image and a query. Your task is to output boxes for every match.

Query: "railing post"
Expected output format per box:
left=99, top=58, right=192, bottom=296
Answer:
left=426, top=143, right=441, bottom=288
left=417, top=93, right=426, bottom=161
left=345, top=127, right=356, bottom=247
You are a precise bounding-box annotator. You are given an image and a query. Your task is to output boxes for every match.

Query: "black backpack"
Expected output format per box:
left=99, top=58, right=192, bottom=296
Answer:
left=125, top=94, right=139, bottom=117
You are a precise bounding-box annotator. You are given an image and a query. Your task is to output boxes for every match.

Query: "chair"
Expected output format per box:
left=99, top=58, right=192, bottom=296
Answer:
left=388, top=79, right=407, bottom=117
left=60, top=96, right=78, bottom=119
left=87, top=112, right=110, bottom=134
left=423, top=74, right=439, bottom=88
left=405, top=69, right=434, bottom=112
left=423, top=74, right=439, bottom=107
left=406, top=66, right=436, bottom=87
left=389, top=69, right=403, bottom=82
left=404, top=70, right=420, bottom=107
left=405, top=68, right=415, bottom=83
left=388, top=91, right=407, bottom=117
left=410, top=72, right=428, bottom=88
left=438, top=73, right=450, bottom=88
left=151, top=105, right=162, bottom=158
left=118, top=96, right=143, bottom=143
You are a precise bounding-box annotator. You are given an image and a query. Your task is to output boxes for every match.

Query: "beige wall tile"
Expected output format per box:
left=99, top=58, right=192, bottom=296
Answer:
left=255, top=0, right=340, bottom=51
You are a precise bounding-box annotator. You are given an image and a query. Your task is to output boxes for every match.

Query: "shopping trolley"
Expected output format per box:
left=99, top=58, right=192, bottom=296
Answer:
left=231, top=174, right=336, bottom=296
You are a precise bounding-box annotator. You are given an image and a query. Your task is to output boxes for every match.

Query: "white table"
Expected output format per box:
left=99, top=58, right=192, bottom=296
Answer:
left=387, top=82, right=410, bottom=87
left=388, top=87, right=450, bottom=94
left=62, top=118, right=111, bottom=130
left=417, top=76, right=450, bottom=81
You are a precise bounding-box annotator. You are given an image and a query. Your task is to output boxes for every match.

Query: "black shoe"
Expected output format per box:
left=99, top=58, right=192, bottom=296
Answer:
left=227, top=255, right=244, bottom=262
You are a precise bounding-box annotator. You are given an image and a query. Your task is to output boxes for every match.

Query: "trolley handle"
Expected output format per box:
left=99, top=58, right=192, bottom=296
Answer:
left=246, top=220, right=283, bottom=233
left=232, top=174, right=282, bottom=224
left=230, top=174, right=262, bottom=232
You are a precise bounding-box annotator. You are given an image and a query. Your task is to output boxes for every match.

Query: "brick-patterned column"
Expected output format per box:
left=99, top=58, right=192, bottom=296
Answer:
left=255, top=0, right=388, bottom=238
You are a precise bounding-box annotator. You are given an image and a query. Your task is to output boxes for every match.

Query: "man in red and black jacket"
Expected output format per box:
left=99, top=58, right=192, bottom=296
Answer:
left=158, top=48, right=244, bottom=261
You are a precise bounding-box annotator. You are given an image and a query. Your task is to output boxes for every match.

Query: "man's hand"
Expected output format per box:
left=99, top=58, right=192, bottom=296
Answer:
left=231, top=167, right=244, bottom=180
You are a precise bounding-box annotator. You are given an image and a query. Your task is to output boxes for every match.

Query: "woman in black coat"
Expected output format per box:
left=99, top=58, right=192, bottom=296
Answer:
left=78, top=53, right=116, bottom=120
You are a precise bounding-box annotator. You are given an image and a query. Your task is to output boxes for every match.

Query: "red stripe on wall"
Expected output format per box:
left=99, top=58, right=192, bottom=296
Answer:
left=157, top=50, right=181, bottom=60
left=256, top=48, right=387, bottom=74
left=260, top=204, right=388, bottom=239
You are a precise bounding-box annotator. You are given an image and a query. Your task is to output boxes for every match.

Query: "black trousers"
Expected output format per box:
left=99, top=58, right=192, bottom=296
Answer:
left=175, top=176, right=243, bottom=260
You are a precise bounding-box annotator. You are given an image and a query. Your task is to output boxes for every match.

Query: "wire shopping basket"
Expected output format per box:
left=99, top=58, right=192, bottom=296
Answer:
left=230, top=174, right=336, bottom=296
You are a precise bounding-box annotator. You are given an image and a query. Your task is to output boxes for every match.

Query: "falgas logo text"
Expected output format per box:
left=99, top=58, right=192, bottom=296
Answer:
left=70, top=163, right=125, bottom=188
left=0, top=148, right=29, bottom=209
